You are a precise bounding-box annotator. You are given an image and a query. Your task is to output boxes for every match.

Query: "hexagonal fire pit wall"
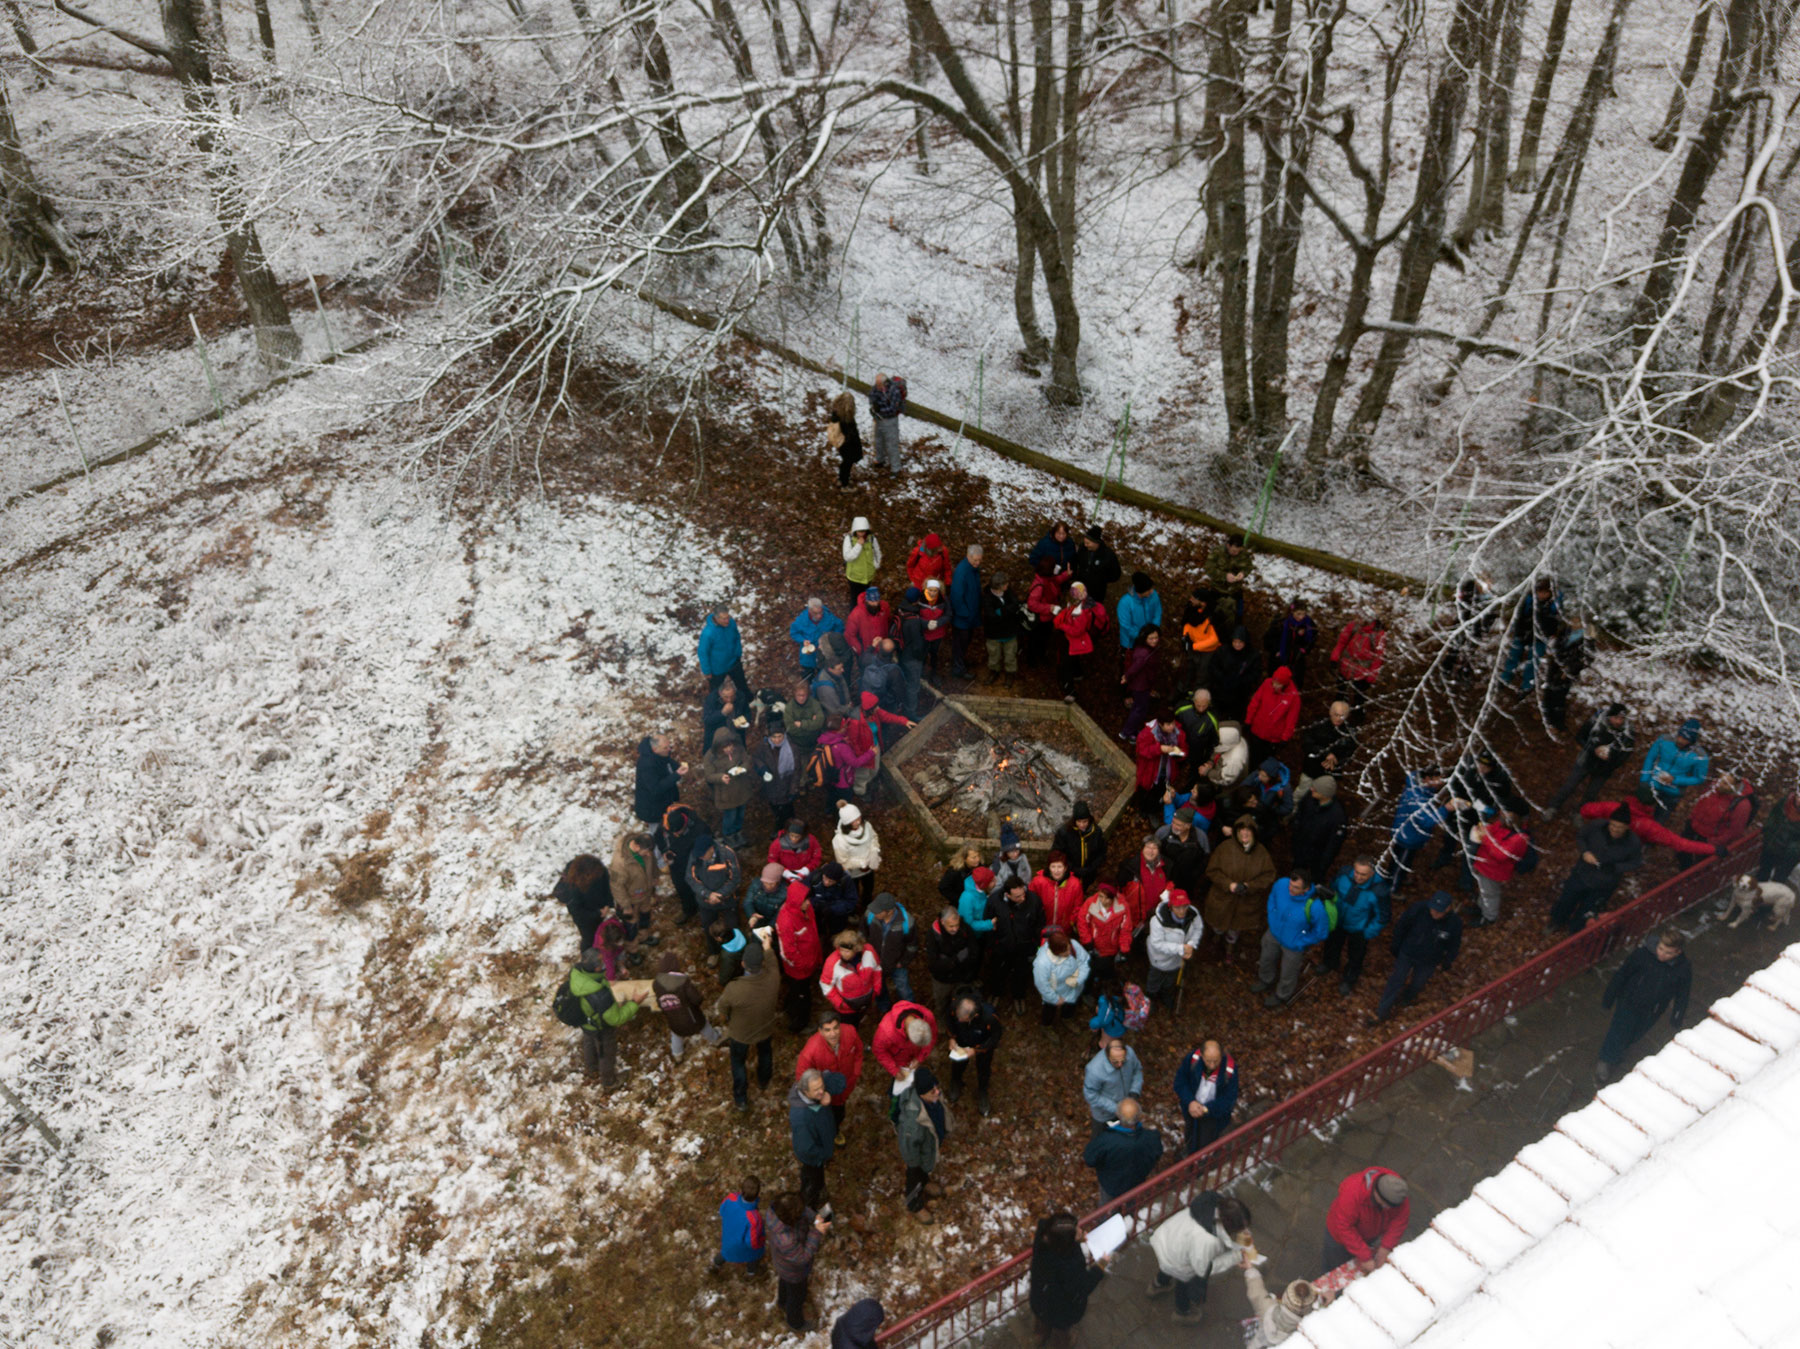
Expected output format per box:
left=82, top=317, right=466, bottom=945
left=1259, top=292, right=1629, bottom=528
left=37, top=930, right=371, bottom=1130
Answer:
left=883, top=695, right=1137, bottom=859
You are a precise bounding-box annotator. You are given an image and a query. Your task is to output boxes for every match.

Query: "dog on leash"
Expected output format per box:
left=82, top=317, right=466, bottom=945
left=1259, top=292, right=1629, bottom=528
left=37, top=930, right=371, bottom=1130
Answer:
left=1722, top=875, right=1796, bottom=930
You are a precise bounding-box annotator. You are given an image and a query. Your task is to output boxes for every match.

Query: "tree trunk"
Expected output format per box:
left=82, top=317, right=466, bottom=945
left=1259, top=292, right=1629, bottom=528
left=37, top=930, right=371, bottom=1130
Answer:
left=295, top=0, right=322, bottom=46
left=1509, top=0, right=1570, bottom=190
left=1687, top=222, right=1800, bottom=441
left=908, top=11, right=932, bottom=173
left=1459, top=0, right=1523, bottom=241
left=1457, top=0, right=1500, bottom=245
left=6, top=0, right=40, bottom=52
left=709, top=0, right=804, bottom=272
left=160, top=0, right=301, bottom=368
left=252, top=0, right=274, bottom=60
left=1167, top=0, right=1182, bottom=165
left=1206, top=0, right=1251, bottom=444
left=1650, top=2, right=1714, bottom=151
left=1054, top=0, right=1082, bottom=275
left=1304, top=243, right=1378, bottom=476
left=1637, top=0, right=1757, bottom=327
left=634, top=10, right=710, bottom=238
left=1340, top=0, right=1482, bottom=455
left=0, top=76, right=76, bottom=294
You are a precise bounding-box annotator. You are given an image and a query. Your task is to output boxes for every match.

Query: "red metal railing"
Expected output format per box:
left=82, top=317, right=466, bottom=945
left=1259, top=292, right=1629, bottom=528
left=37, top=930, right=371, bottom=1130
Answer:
left=877, top=833, right=1757, bottom=1346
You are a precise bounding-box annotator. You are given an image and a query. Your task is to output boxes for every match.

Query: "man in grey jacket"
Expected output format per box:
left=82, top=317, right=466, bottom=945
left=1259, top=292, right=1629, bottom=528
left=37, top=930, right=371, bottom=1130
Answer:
left=1083, top=1039, right=1144, bottom=1134
left=895, top=1066, right=950, bottom=1222
left=1144, top=890, right=1202, bottom=1010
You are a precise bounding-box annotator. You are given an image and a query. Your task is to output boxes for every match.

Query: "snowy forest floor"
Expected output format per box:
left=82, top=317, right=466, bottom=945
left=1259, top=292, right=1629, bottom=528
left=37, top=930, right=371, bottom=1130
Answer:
left=2, top=317, right=1796, bottom=1349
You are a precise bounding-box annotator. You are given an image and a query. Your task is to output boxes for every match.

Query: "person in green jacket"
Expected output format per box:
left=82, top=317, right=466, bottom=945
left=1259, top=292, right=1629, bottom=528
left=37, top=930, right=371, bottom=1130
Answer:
left=895, top=1066, right=951, bottom=1222
left=567, top=948, right=639, bottom=1087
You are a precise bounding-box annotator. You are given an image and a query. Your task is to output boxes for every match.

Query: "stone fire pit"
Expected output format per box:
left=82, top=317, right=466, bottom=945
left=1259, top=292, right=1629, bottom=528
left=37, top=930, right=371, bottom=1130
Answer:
left=883, top=695, right=1135, bottom=859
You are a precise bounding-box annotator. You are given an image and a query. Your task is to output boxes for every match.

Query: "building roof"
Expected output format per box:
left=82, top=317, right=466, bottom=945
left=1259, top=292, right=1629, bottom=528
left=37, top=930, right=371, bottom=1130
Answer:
left=1287, top=941, right=1800, bottom=1349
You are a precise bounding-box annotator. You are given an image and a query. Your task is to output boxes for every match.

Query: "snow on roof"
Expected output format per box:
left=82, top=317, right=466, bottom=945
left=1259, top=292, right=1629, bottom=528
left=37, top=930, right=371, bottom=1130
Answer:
left=1287, top=941, right=1800, bottom=1349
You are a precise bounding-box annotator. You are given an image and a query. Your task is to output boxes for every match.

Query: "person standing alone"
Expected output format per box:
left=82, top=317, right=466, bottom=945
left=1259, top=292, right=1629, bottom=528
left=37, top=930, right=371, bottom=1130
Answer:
left=1595, top=929, right=1691, bottom=1082
left=868, top=373, right=908, bottom=471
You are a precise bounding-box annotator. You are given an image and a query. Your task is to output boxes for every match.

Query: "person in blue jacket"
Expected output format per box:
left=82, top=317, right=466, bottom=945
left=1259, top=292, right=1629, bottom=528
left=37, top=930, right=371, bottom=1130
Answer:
left=1638, top=718, right=1709, bottom=820
left=1254, top=873, right=1333, bottom=1008
left=949, top=544, right=985, bottom=678
left=1387, top=768, right=1448, bottom=895
left=789, top=598, right=845, bottom=673
left=1320, top=857, right=1390, bottom=994
left=1172, top=1040, right=1238, bottom=1155
left=698, top=607, right=750, bottom=704
left=1116, top=572, right=1163, bottom=649
left=712, top=1176, right=765, bottom=1270
left=958, top=867, right=997, bottom=935
left=1029, top=521, right=1078, bottom=575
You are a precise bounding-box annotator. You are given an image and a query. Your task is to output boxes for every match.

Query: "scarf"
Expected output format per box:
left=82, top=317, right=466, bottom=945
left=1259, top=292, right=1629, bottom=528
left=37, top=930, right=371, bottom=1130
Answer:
left=1152, top=723, right=1181, bottom=785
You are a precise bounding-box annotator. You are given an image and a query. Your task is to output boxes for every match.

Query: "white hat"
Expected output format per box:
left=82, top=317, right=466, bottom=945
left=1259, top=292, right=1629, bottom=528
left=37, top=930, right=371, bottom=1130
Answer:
left=838, top=801, right=862, bottom=826
left=851, top=516, right=872, bottom=534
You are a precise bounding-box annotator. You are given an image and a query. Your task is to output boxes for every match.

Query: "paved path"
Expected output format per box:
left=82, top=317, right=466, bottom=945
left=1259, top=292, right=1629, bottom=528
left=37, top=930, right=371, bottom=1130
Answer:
left=982, top=900, right=1791, bottom=1347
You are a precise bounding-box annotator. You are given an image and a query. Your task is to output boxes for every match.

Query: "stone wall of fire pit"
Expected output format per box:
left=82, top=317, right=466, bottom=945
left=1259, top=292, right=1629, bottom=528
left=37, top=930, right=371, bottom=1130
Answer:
left=883, top=696, right=1136, bottom=859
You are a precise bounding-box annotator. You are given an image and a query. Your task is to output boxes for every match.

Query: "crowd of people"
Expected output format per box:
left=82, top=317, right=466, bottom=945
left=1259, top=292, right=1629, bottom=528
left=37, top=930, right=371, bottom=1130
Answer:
left=542, top=462, right=1791, bottom=1338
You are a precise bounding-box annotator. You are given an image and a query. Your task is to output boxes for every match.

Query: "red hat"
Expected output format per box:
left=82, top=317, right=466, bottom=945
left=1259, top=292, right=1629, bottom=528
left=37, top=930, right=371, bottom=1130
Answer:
left=924, top=532, right=942, bottom=550
left=1274, top=665, right=1293, bottom=683
left=973, top=866, right=996, bottom=889
left=1167, top=887, right=1192, bottom=908
left=860, top=691, right=880, bottom=711
left=1047, top=849, right=1069, bottom=867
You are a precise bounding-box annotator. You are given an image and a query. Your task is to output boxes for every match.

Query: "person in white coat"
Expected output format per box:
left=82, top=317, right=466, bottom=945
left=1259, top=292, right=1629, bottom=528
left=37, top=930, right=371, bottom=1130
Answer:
left=1243, top=1264, right=1319, bottom=1346
left=1147, top=1191, right=1253, bottom=1325
left=1031, top=927, right=1090, bottom=1029
left=1207, top=724, right=1250, bottom=790
left=1143, top=889, right=1202, bottom=1010
left=833, top=801, right=883, bottom=911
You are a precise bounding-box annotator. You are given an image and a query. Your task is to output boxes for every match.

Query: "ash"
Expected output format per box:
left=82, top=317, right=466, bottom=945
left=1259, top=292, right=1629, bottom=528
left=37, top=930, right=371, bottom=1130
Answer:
left=913, top=737, right=1092, bottom=838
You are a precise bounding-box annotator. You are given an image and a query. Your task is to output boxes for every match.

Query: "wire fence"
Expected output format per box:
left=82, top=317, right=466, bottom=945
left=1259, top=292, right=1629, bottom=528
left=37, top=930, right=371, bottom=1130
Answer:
left=875, top=831, right=1758, bottom=1347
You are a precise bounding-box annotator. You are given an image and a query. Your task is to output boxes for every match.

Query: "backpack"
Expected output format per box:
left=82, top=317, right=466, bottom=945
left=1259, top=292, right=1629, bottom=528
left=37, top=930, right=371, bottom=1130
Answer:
left=552, top=978, right=586, bottom=1028
left=1513, top=829, right=1541, bottom=875
left=1122, top=984, right=1151, bottom=1031
left=802, top=740, right=840, bottom=791
left=657, top=989, right=687, bottom=1017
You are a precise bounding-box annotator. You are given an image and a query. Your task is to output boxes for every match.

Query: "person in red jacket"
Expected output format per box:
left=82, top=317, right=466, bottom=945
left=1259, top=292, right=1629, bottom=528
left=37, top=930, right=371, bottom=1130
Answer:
left=1683, top=773, right=1757, bottom=849
left=919, top=577, right=949, bottom=676
left=907, top=533, right=952, bottom=592
left=769, top=819, right=824, bottom=880
left=1329, top=617, right=1387, bottom=716
left=1077, top=883, right=1133, bottom=997
left=1580, top=794, right=1723, bottom=868
left=777, top=882, right=824, bottom=1033
left=873, top=1000, right=939, bottom=1078
left=1052, top=581, right=1109, bottom=701
left=1113, top=837, right=1169, bottom=936
left=795, top=1010, right=865, bottom=1144
left=1323, top=1167, right=1410, bottom=1274
left=818, top=930, right=883, bottom=1027
left=1468, top=810, right=1531, bottom=927
left=1244, top=666, right=1302, bottom=763
left=844, top=588, right=893, bottom=657
left=1024, top=557, right=1072, bottom=668
left=1134, top=713, right=1188, bottom=818
left=1030, top=853, right=1086, bottom=932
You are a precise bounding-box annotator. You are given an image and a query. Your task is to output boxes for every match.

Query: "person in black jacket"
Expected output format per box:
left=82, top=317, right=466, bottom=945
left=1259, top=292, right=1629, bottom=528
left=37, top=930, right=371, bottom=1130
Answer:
left=1297, top=702, right=1357, bottom=799
left=1289, top=777, right=1348, bottom=881
left=1547, top=806, right=1645, bottom=933
left=926, top=910, right=982, bottom=1014
left=1028, top=1211, right=1108, bottom=1345
left=1369, top=891, right=1461, bottom=1024
left=1210, top=627, right=1262, bottom=723
left=551, top=854, right=613, bottom=951
left=654, top=803, right=707, bottom=924
left=1544, top=702, right=1635, bottom=818
left=1596, top=929, right=1692, bottom=1082
left=1073, top=525, right=1123, bottom=610
left=986, top=879, right=1046, bottom=1012
left=1082, top=1097, right=1163, bottom=1204
left=1052, top=802, right=1109, bottom=888
left=981, top=573, right=1026, bottom=685
left=633, top=734, right=684, bottom=827
left=946, top=987, right=1004, bottom=1115
left=895, top=592, right=928, bottom=720
left=1433, top=750, right=1519, bottom=891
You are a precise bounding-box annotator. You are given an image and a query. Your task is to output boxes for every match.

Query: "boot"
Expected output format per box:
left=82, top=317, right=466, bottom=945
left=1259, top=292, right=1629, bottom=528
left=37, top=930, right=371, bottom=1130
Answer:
left=946, top=1081, right=963, bottom=1104
left=977, top=1089, right=992, bottom=1117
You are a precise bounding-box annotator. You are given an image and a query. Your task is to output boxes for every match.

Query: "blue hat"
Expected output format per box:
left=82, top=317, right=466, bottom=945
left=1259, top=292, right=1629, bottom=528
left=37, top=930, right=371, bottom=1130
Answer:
left=1428, top=890, right=1454, bottom=913
left=904, top=586, right=923, bottom=604
left=999, top=823, right=1020, bottom=851
left=1679, top=718, right=1702, bottom=742
left=865, top=586, right=881, bottom=602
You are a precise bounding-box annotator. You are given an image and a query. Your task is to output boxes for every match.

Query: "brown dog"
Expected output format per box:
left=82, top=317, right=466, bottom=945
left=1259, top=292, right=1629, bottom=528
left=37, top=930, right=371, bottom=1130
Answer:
left=1723, top=875, right=1796, bottom=931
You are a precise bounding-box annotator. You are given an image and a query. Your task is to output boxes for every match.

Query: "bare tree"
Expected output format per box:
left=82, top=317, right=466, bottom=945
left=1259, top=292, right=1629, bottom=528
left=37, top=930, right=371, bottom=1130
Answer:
left=0, top=73, right=76, bottom=294
left=1650, top=1, right=1715, bottom=152
left=1508, top=0, right=1570, bottom=190
left=1202, top=0, right=1251, bottom=443
left=1457, top=0, right=1524, bottom=243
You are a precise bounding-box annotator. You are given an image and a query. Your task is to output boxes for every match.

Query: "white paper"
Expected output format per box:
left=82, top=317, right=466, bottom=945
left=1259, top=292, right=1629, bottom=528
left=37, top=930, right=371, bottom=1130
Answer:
left=1082, top=1213, right=1129, bottom=1261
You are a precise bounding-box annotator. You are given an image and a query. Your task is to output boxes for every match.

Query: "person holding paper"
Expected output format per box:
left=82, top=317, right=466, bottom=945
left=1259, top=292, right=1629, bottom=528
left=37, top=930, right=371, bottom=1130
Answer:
left=1147, top=1192, right=1254, bottom=1326
left=1028, top=1211, right=1109, bottom=1347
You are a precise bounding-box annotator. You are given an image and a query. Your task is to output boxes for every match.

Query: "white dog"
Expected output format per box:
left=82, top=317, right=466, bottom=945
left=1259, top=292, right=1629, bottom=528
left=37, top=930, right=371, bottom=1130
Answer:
left=1722, top=875, right=1796, bottom=931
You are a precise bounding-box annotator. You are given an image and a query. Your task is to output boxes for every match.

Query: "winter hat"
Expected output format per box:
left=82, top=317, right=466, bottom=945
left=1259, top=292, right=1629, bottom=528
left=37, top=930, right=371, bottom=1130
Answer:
left=1175, top=804, right=1197, bottom=823
left=1072, top=800, right=1093, bottom=822
left=1260, top=757, right=1283, bottom=778
left=1476, top=749, right=1497, bottom=769
left=1132, top=571, right=1153, bottom=594
left=1273, top=665, right=1293, bottom=684
left=912, top=1066, right=938, bottom=1095
left=865, top=586, right=881, bottom=603
left=1374, top=1173, right=1409, bottom=1206
left=1614, top=801, right=1637, bottom=823
left=761, top=862, right=785, bottom=887
left=838, top=801, right=863, bottom=827
left=972, top=865, right=996, bottom=890
left=1605, top=702, right=1627, bottom=718
left=741, top=941, right=764, bottom=973
left=1000, top=824, right=1020, bottom=852
left=1085, top=524, right=1106, bottom=542
left=766, top=717, right=786, bottom=735
left=851, top=516, right=872, bottom=533
left=1047, top=849, right=1069, bottom=868
left=924, top=577, right=943, bottom=593
left=904, top=586, right=923, bottom=604
left=923, top=532, right=943, bottom=550
left=1232, top=626, right=1250, bottom=644
left=1427, top=891, right=1453, bottom=914
left=657, top=952, right=681, bottom=975
left=1679, top=717, right=1702, bottom=743
left=822, top=861, right=847, bottom=882
left=1282, top=1281, right=1318, bottom=1315
left=869, top=892, right=898, bottom=916
left=1167, top=888, right=1193, bottom=909
left=785, top=818, right=807, bottom=836
left=1312, top=775, right=1338, bottom=802
left=860, top=691, right=880, bottom=711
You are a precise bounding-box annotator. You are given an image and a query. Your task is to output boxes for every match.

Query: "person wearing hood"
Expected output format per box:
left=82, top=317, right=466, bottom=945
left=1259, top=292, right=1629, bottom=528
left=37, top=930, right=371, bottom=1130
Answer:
left=1147, top=1191, right=1254, bottom=1325
left=633, top=733, right=684, bottom=828
left=991, top=824, right=1035, bottom=895
left=1077, top=884, right=1133, bottom=999
left=1329, top=614, right=1386, bottom=712
left=1244, top=666, right=1302, bottom=763
left=1032, top=925, right=1091, bottom=1027
left=1321, top=857, right=1390, bottom=995
left=1289, top=776, right=1348, bottom=881
left=1757, top=786, right=1800, bottom=885
left=1117, top=571, right=1164, bottom=650
left=1083, top=1097, right=1163, bottom=1204
left=1255, top=873, right=1332, bottom=1008
left=832, top=801, right=883, bottom=911
left=842, top=518, right=883, bottom=613
left=652, top=952, right=722, bottom=1059
left=895, top=589, right=928, bottom=720
left=927, top=908, right=983, bottom=1014
left=715, top=931, right=779, bottom=1109
left=795, top=1010, right=864, bottom=1143
left=894, top=1066, right=951, bottom=1221
left=906, top=532, right=951, bottom=591
left=1030, top=521, right=1078, bottom=574
left=1683, top=772, right=1758, bottom=849
left=550, top=854, right=614, bottom=953
left=1053, top=581, right=1111, bottom=701
left=981, top=571, right=1025, bottom=685
left=873, top=1000, right=939, bottom=1078
left=1029, top=1211, right=1110, bottom=1345
left=956, top=864, right=999, bottom=946
left=697, top=607, right=750, bottom=706
left=819, top=929, right=883, bottom=1027
left=560, top=947, right=639, bottom=1088
left=1211, top=626, right=1263, bottom=722
left=769, top=1190, right=832, bottom=1334
left=843, top=691, right=912, bottom=801
left=1145, top=887, right=1202, bottom=1009
left=653, top=802, right=707, bottom=926
left=865, top=892, right=917, bottom=1012
left=950, top=544, right=985, bottom=679
left=1547, top=804, right=1648, bottom=933
left=1203, top=533, right=1255, bottom=627
left=1264, top=598, right=1318, bottom=688
left=1203, top=817, right=1276, bottom=964
left=868, top=372, right=908, bottom=468
left=789, top=1066, right=849, bottom=1207
left=1206, top=723, right=1250, bottom=791
left=701, top=677, right=751, bottom=754
left=1371, top=892, right=1462, bottom=1024
left=751, top=722, right=801, bottom=827
left=1639, top=717, right=1710, bottom=819
left=776, top=880, right=824, bottom=1034
left=1242, top=757, right=1294, bottom=834
left=1178, top=590, right=1223, bottom=693
left=790, top=597, right=845, bottom=673
left=607, top=833, right=659, bottom=951
left=1052, top=802, right=1108, bottom=887
left=830, top=1298, right=885, bottom=1349
left=946, top=988, right=1003, bottom=1115
left=985, top=876, right=1046, bottom=1012
left=1244, top=1270, right=1319, bottom=1346
left=1119, top=628, right=1164, bottom=742
left=1073, top=524, right=1123, bottom=608
left=1545, top=701, right=1635, bottom=818
left=1083, top=1038, right=1143, bottom=1129
left=1173, top=1040, right=1238, bottom=1155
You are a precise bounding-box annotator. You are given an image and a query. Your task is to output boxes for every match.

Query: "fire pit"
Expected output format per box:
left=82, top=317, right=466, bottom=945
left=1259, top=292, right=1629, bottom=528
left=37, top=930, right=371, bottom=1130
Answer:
left=883, top=695, right=1134, bottom=857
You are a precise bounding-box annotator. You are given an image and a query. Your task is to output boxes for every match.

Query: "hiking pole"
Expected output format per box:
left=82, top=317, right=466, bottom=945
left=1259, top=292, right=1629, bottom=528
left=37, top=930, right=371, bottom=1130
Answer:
left=1173, top=958, right=1186, bottom=1016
